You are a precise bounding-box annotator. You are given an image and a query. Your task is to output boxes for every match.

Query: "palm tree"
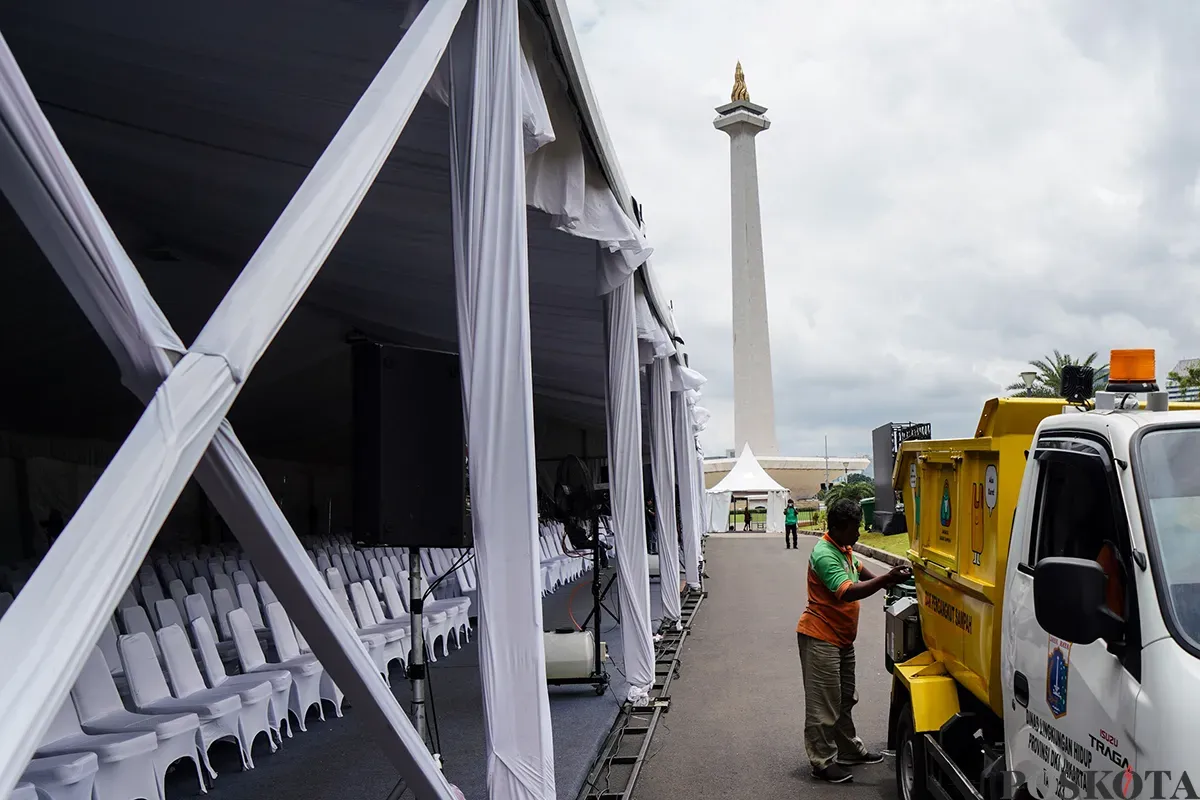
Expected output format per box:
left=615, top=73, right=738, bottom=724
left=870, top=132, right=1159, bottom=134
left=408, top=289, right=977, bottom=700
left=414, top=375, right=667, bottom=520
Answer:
left=1005, top=351, right=1110, bottom=398
left=821, top=481, right=874, bottom=508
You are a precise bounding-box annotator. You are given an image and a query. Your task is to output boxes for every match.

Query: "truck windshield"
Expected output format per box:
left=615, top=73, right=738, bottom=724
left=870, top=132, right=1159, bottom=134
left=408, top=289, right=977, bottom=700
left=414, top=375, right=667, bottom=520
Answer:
left=1137, top=427, right=1200, bottom=651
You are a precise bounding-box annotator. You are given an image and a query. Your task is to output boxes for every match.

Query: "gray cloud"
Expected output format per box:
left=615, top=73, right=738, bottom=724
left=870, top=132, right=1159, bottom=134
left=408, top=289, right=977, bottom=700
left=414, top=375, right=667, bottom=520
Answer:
left=567, top=0, right=1200, bottom=458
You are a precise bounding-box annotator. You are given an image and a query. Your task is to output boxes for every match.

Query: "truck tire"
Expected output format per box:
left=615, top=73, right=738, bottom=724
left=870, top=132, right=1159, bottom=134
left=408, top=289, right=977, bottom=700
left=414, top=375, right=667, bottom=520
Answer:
left=896, top=702, right=929, bottom=800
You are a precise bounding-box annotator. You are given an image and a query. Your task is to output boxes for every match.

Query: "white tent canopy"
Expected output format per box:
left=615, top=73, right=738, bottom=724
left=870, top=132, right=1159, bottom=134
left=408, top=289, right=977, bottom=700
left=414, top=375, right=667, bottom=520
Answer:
left=706, top=445, right=789, bottom=533
left=0, top=0, right=714, bottom=797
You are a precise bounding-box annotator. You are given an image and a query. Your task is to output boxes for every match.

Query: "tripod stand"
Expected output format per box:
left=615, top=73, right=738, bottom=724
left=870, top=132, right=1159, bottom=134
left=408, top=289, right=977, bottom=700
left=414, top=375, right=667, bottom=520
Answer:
left=546, top=516, right=610, bottom=694
left=581, top=568, right=620, bottom=629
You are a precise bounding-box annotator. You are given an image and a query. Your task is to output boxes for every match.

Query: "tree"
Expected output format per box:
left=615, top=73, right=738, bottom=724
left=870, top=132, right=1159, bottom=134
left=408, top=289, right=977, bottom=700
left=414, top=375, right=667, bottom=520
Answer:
left=1168, top=361, right=1200, bottom=397
left=1005, top=350, right=1110, bottom=398
left=822, top=481, right=875, bottom=509
left=846, top=473, right=872, bottom=486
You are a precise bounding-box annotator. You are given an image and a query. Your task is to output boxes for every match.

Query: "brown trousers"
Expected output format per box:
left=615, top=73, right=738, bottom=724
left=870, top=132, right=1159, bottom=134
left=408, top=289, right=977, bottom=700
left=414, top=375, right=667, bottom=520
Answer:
left=797, top=632, right=867, bottom=768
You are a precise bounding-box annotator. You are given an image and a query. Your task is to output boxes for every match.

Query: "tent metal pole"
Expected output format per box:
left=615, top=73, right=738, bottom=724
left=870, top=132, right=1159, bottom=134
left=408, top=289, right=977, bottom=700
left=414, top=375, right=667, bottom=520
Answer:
left=409, top=547, right=429, bottom=751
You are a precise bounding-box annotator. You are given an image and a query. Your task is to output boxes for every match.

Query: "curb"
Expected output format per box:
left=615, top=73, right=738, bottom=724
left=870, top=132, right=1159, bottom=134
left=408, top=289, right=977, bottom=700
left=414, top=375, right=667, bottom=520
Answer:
left=798, top=530, right=908, bottom=567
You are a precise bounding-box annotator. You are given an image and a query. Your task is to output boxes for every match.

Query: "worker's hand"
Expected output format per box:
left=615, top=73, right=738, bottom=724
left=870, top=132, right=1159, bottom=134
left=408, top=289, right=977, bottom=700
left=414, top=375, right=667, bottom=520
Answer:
left=886, top=565, right=913, bottom=585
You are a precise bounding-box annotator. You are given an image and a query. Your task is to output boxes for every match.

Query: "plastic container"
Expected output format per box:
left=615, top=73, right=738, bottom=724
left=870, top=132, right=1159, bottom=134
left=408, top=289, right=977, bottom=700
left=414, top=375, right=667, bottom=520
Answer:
left=859, top=496, right=876, bottom=528
left=884, top=577, right=917, bottom=610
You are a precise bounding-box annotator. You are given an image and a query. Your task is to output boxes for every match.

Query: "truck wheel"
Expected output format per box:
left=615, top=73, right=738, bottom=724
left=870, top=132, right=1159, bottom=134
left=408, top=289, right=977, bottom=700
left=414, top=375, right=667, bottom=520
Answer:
left=896, top=703, right=929, bottom=800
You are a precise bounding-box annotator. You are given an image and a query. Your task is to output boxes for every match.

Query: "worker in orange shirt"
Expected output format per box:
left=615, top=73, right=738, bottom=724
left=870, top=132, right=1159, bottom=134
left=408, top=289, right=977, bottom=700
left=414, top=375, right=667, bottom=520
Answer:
left=796, top=499, right=912, bottom=783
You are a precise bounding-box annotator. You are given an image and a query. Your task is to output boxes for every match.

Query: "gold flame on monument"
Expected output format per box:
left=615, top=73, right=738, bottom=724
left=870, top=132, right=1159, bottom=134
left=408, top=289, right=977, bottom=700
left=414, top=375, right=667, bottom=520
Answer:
left=731, top=61, right=750, bottom=102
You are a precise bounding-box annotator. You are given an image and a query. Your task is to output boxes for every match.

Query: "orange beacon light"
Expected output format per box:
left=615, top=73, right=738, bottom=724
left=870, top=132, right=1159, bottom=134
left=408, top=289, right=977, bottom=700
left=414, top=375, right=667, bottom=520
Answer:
left=1107, top=349, right=1158, bottom=393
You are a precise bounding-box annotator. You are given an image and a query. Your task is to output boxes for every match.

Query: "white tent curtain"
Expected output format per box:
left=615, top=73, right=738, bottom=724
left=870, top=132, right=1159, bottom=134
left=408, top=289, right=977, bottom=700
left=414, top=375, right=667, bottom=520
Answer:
left=648, top=357, right=681, bottom=626
left=0, top=4, right=467, bottom=797
left=446, top=0, right=555, bottom=797
left=707, top=491, right=732, bottom=533
left=672, top=391, right=701, bottom=589
left=436, top=0, right=659, bottom=713
left=767, top=490, right=787, bottom=533
left=603, top=275, right=655, bottom=705
left=670, top=363, right=705, bottom=590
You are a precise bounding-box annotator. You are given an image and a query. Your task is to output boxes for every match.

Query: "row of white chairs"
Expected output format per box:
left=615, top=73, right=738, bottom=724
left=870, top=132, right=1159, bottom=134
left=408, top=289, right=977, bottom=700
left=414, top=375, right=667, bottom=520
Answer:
left=19, top=593, right=359, bottom=800
left=3, top=528, right=596, bottom=798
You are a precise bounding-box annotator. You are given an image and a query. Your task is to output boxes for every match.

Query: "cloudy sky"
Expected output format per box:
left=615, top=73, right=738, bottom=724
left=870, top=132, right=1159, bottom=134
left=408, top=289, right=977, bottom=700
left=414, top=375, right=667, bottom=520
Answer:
left=564, top=0, right=1200, bottom=463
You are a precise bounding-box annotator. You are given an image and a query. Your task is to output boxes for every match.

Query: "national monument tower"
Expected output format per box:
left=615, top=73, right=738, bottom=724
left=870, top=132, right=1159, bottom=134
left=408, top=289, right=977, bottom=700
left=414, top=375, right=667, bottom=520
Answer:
left=714, top=62, right=778, bottom=456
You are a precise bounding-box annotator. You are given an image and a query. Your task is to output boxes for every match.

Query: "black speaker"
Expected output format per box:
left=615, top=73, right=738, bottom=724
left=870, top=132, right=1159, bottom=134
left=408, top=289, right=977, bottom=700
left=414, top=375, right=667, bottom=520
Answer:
left=351, top=342, right=472, bottom=548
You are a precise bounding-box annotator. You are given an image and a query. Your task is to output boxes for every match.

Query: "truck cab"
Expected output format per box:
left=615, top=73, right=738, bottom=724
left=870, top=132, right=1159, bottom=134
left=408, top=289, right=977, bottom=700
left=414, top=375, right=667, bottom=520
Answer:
left=1003, top=406, right=1200, bottom=800
left=886, top=351, right=1200, bottom=800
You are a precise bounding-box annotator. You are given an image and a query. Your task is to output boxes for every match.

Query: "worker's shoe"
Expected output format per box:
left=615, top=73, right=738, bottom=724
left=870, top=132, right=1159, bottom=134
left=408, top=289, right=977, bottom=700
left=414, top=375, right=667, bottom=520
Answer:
left=811, top=764, right=853, bottom=784
left=837, top=750, right=885, bottom=766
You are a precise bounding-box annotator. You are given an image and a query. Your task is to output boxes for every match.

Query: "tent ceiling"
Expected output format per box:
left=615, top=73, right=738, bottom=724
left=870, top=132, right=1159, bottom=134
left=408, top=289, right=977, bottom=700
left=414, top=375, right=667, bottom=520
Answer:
left=0, top=0, right=621, bottom=464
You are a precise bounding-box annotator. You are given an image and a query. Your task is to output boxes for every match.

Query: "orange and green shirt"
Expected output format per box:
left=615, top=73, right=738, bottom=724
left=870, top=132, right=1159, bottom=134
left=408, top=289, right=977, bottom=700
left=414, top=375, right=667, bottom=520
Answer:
left=796, top=534, right=863, bottom=648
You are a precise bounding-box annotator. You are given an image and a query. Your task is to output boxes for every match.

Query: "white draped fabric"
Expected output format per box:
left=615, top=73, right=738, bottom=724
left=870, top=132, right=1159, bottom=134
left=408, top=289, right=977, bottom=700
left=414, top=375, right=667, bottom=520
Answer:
left=648, top=358, right=681, bottom=625
left=673, top=391, right=701, bottom=589
left=447, top=0, right=554, bottom=796
left=767, top=491, right=787, bottom=534
left=603, top=278, right=655, bottom=705
left=0, top=4, right=467, bottom=796
left=708, top=491, right=732, bottom=533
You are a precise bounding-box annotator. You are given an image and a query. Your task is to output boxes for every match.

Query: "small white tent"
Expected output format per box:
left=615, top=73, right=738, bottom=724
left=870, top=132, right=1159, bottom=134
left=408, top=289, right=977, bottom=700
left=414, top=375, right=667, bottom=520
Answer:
left=706, top=444, right=790, bottom=533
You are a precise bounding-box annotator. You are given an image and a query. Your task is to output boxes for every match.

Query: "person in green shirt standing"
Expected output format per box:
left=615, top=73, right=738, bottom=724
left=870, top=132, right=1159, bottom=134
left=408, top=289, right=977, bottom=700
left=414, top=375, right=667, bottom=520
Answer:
left=784, top=499, right=800, bottom=549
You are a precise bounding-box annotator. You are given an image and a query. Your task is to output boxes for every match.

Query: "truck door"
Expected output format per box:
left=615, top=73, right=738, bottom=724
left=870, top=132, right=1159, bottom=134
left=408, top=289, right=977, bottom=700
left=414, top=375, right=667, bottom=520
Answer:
left=1006, top=435, right=1139, bottom=799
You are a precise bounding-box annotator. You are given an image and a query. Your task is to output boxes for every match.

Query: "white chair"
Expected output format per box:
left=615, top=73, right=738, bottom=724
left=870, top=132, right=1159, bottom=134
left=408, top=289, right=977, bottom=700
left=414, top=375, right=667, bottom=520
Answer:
left=349, top=582, right=409, bottom=674
left=177, top=560, right=198, bottom=586
left=191, top=577, right=216, bottom=618
left=37, top=698, right=160, bottom=800
left=118, top=632, right=243, bottom=780
left=137, top=567, right=162, bottom=596
left=380, top=576, right=448, bottom=659
left=155, top=560, right=178, bottom=588
left=192, top=616, right=293, bottom=742
left=20, top=752, right=98, bottom=800
left=154, top=600, right=189, bottom=640
left=184, top=593, right=239, bottom=661
left=228, top=607, right=324, bottom=733
left=364, top=580, right=427, bottom=650
left=368, top=558, right=387, bottom=594
left=9, top=781, right=37, bottom=800
left=323, top=569, right=393, bottom=674
left=353, top=551, right=370, bottom=582
left=212, top=573, right=238, bottom=605
left=237, top=559, right=256, bottom=582
left=120, top=607, right=160, bottom=658
left=167, top=579, right=190, bottom=621
left=117, top=589, right=139, bottom=613
left=158, top=625, right=272, bottom=769
left=223, top=559, right=240, bottom=578
left=211, top=588, right=239, bottom=640
left=264, top=602, right=346, bottom=715
left=236, top=583, right=267, bottom=630
left=315, top=552, right=332, bottom=573
left=232, top=569, right=253, bottom=587
left=392, top=571, right=459, bottom=657
left=71, top=648, right=205, bottom=798
left=97, top=617, right=123, bottom=675
left=257, top=581, right=278, bottom=607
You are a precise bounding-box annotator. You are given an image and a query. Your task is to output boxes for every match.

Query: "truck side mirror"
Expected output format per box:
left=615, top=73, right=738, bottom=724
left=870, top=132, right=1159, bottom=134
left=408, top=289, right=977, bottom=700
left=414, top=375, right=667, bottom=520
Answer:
left=1033, top=557, right=1123, bottom=645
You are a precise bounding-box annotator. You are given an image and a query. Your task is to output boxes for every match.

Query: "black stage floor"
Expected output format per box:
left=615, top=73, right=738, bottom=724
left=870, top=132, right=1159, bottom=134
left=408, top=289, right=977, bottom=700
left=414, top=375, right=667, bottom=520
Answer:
left=164, top=566, right=664, bottom=799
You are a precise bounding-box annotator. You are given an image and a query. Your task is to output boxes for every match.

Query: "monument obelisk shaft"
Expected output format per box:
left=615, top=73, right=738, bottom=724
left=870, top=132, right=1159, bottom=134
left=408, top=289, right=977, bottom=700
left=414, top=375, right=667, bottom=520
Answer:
left=714, top=63, right=778, bottom=456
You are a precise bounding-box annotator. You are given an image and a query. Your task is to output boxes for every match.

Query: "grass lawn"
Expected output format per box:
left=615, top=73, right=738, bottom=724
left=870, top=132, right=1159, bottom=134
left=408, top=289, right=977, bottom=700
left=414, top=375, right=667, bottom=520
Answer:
left=857, top=530, right=911, bottom=558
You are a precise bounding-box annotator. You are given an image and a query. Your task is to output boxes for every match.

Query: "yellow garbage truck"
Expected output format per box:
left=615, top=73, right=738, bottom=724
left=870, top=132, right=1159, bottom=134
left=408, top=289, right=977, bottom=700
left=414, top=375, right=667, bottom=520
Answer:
left=884, top=350, right=1200, bottom=800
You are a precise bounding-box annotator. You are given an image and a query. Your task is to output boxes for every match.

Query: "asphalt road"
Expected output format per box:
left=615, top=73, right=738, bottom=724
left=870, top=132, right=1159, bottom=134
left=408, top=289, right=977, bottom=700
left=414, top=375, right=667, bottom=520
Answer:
left=632, top=534, right=898, bottom=800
